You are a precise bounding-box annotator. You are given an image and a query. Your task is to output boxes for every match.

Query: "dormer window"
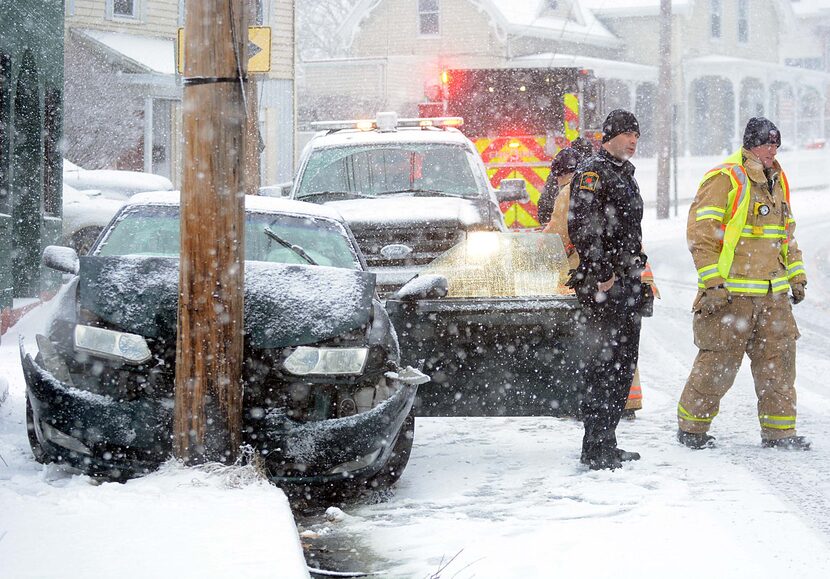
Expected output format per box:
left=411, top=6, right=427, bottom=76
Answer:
left=738, top=0, right=749, bottom=43
left=419, top=0, right=439, bottom=36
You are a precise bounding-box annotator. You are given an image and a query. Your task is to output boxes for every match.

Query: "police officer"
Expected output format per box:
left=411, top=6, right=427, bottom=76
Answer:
left=677, top=117, right=810, bottom=451
left=567, top=109, right=648, bottom=470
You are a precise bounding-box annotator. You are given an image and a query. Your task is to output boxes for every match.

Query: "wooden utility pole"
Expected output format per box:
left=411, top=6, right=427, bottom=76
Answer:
left=174, top=0, right=248, bottom=463
left=244, top=0, right=261, bottom=194
left=656, top=0, right=673, bottom=219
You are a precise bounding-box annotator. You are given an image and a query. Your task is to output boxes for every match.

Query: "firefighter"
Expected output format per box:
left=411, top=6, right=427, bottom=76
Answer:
left=567, top=109, right=650, bottom=470
left=537, top=137, right=594, bottom=226
left=677, top=117, right=810, bottom=451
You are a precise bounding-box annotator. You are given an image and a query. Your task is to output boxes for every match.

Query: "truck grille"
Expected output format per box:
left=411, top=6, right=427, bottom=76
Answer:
left=352, top=226, right=463, bottom=268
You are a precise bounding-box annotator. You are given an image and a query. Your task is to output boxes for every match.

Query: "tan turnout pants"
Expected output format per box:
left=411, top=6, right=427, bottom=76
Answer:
left=678, top=291, right=799, bottom=441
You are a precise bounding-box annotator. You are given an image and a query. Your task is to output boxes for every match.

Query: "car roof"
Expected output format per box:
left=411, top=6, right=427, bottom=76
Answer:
left=126, top=191, right=348, bottom=222
left=308, top=127, right=474, bottom=150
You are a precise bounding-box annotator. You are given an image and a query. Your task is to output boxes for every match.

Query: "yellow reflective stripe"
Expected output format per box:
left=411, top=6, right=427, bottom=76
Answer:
left=759, top=414, right=796, bottom=429
left=678, top=404, right=717, bottom=423
left=697, top=264, right=720, bottom=281
left=696, top=206, right=726, bottom=221
left=740, top=225, right=787, bottom=239
left=722, top=276, right=789, bottom=294
left=788, top=261, right=805, bottom=279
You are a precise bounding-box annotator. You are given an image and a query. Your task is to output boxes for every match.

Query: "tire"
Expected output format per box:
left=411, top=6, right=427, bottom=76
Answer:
left=26, top=394, right=48, bottom=464
left=366, top=409, right=415, bottom=490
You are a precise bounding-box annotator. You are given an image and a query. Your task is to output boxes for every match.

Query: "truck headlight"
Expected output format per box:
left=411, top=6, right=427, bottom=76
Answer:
left=74, top=325, right=152, bottom=365
left=284, top=347, right=368, bottom=376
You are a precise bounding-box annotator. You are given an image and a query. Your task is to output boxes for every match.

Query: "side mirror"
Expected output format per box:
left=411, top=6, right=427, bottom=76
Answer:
left=43, top=246, right=79, bottom=275
left=496, top=178, right=529, bottom=203
left=392, top=274, right=449, bottom=301
left=260, top=181, right=293, bottom=197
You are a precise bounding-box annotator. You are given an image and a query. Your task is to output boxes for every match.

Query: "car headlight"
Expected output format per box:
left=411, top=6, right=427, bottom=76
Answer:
left=284, top=347, right=368, bottom=376
left=73, top=325, right=152, bottom=365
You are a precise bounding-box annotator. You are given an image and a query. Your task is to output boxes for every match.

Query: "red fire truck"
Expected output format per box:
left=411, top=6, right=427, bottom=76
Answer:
left=420, top=67, right=604, bottom=228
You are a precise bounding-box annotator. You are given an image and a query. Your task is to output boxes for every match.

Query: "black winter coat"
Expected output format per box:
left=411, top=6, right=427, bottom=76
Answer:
left=567, top=148, right=646, bottom=314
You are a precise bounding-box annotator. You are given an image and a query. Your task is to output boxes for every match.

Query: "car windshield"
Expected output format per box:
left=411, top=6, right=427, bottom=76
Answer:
left=95, top=205, right=361, bottom=269
left=295, top=143, right=483, bottom=199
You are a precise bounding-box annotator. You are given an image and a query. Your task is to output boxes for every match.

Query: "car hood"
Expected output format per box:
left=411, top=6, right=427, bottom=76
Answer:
left=323, top=196, right=488, bottom=229
left=78, top=256, right=376, bottom=348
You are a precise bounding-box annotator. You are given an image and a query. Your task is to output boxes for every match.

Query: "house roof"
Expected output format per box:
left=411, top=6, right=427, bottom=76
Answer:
left=340, top=0, right=622, bottom=50
left=510, top=52, right=657, bottom=82
left=580, top=0, right=695, bottom=18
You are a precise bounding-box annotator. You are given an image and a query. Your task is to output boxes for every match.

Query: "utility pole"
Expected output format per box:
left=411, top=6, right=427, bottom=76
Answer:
left=656, top=0, right=673, bottom=219
left=174, top=0, right=248, bottom=463
left=244, top=0, right=261, bottom=194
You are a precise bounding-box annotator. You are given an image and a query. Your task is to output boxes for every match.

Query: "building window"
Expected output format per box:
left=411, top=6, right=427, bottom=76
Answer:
left=109, top=0, right=139, bottom=20
left=418, top=0, right=439, bottom=36
left=710, top=0, right=722, bottom=39
left=738, top=0, right=749, bottom=43
left=66, top=0, right=75, bottom=16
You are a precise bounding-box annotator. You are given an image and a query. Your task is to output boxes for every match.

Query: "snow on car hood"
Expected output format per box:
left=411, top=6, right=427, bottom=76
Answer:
left=78, top=256, right=376, bottom=348
left=323, top=196, right=488, bottom=229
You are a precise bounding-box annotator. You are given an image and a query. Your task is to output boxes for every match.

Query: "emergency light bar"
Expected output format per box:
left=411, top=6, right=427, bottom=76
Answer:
left=311, top=113, right=463, bottom=133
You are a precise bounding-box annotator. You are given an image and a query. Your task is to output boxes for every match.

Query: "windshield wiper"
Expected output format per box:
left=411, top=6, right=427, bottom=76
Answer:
left=296, top=190, right=373, bottom=201
left=263, top=227, right=318, bottom=266
left=384, top=188, right=465, bottom=198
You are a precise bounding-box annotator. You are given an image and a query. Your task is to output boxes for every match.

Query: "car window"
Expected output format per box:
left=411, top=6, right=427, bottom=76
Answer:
left=296, top=143, right=482, bottom=198
left=95, top=205, right=361, bottom=269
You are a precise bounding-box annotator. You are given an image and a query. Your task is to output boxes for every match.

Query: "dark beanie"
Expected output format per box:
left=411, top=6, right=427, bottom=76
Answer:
left=743, top=117, right=781, bottom=149
left=570, top=137, right=595, bottom=160
left=602, top=109, right=640, bottom=143
left=551, top=147, right=581, bottom=177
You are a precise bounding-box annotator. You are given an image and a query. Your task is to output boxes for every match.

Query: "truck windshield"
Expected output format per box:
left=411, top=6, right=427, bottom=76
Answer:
left=95, top=205, right=361, bottom=269
left=296, top=143, right=483, bottom=199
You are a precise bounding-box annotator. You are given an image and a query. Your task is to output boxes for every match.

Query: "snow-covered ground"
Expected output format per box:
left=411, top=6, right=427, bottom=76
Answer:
left=2, top=150, right=830, bottom=578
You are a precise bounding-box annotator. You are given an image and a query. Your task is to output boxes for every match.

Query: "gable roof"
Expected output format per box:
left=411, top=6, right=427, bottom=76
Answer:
left=339, top=0, right=622, bottom=50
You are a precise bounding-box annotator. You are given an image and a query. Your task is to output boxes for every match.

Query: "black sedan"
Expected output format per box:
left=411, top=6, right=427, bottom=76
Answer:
left=21, top=192, right=425, bottom=491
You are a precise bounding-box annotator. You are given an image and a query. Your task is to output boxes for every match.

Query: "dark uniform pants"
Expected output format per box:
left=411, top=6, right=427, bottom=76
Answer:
left=678, top=292, right=799, bottom=440
left=577, top=280, right=643, bottom=459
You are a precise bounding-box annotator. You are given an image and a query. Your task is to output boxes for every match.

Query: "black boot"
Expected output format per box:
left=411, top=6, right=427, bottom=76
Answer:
left=614, top=448, right=640, bottom=461
left=677, top=429, right=715, bottom=449
left=581, top=448, right=623, bottom=470
left=621, top=409, right=637, bottom=420
left=762, top=436, right=811, bottom=450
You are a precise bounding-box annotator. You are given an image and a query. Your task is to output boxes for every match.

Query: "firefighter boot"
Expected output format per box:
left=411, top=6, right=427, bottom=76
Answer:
left=762, top=436, right=811, bottom=450
left=581, top=448, right=623, bottom=470
left=677, top=429, right=715, bottom=449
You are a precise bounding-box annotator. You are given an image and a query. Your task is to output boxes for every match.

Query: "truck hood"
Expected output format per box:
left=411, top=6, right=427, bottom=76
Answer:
left=78, top=256, right=375, bottom=348
left=323, top=196, right=488, bottom=229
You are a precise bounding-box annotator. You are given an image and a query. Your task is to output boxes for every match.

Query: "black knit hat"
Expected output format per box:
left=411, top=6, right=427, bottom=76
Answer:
left=570, top=137, right=595, bottom=160
left=551, top=147, right=581, bottom=177
left=743, top=117, right=781, bottom=149
left=602, top=109, right=640, bottom=143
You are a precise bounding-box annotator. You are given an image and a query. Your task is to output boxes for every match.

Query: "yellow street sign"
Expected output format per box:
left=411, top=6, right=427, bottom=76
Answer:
left=176, top=26, right=272, bottom=74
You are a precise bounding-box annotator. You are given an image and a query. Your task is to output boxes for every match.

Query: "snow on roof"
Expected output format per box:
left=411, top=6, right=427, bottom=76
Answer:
left=79, top=29, right=175, bottom=75
left=580, top=0, right=695, bottom=18
left=307, top=126, right=474, bottom=150
left=479, top=0, right=622, bottom=48
left=126, top=191, right=349, bottom=222
left=510, top=52, right=657, bottom=82
left=790, top=0, right=830, bottom=17
left=341, top=0, right=621, bottom=50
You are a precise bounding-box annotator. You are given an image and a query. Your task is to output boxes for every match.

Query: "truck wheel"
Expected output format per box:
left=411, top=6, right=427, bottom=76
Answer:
left=26, top=394, right=48, bottom=464
left=366, top=409, right=415, bottom=490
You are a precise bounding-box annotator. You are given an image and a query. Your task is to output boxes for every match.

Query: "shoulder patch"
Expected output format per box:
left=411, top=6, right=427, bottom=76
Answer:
left=579, top=171, right=599, bottom=192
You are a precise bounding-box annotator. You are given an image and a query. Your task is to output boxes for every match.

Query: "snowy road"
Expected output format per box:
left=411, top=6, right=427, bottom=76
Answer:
left=302, top=188, right=830, bottom=578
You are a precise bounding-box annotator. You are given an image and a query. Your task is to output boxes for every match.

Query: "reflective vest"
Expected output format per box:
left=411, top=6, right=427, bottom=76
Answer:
left=695, top=149, right=803, bottom=295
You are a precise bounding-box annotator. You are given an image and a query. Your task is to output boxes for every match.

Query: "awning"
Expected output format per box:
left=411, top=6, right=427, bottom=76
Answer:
left=76, top=29, right=175, bottom=76
left=509, top=53, right=657, bottom=83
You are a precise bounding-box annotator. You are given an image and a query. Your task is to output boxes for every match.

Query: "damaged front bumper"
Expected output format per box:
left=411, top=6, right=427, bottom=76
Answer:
left=21, top=342, right=418, bottom=485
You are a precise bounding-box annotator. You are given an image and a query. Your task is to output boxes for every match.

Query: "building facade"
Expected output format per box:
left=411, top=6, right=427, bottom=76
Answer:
left=64, top=0, right=296, bottom=185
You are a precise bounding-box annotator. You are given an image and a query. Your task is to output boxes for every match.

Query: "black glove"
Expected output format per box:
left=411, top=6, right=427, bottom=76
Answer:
left=698, top=286, right=730, bottom=315
left=791, top=282, right=806, bottom=305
